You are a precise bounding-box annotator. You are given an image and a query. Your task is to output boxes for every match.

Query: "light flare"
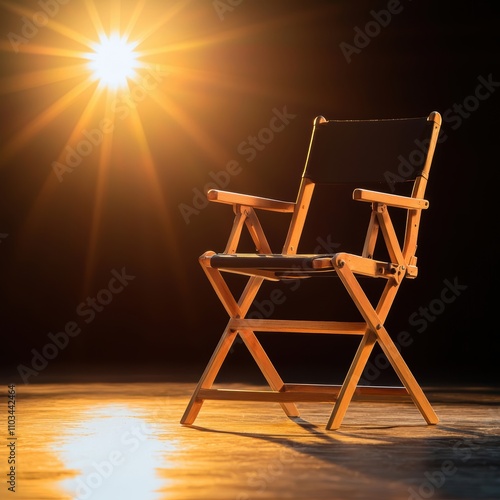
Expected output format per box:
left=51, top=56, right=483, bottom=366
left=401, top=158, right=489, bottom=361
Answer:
left=86, top=33, right=140, bottom=89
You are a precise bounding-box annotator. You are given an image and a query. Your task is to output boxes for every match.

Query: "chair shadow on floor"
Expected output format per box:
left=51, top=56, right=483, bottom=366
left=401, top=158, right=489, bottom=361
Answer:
left=187, top=410, right=500, bottom=500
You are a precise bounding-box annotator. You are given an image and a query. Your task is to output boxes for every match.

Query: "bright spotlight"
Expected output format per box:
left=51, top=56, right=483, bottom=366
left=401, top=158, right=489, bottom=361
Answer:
left=87, top=33, right=139, bottom=89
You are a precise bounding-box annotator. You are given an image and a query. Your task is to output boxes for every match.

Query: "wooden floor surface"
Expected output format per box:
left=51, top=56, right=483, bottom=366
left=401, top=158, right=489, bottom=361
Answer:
left=0, top=379, right=499, bottom=500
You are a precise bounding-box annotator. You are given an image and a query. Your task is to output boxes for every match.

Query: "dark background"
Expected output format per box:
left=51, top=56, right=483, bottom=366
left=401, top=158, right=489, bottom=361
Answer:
left=0, top=0, right=497, bottom=385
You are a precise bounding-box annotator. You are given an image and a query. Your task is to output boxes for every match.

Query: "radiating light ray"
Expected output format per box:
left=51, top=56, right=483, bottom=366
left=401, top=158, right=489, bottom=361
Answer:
left=0, top=44, right=89, bottom=58
left=12, top=86, right=106, bottom=271
left=0, top=39, right=18, bottom=52
left=127, top=105, right=191, bottom=298
left=0, top=0, right=95, bottom=49
left=139, top=14, right=283, bottom=56
left=0, top=64, right=89, bottom=95
left=81, top=92, right=190, bottom=300
left=84, top=0, right=106, bottom=42
left=119, top=0, right=146, bottom=41
left=82, top=89, right=118, bottom=296
left=176, top=63, right=307, bottom=105
left=37, top=19, right=96, bottom=50
left=53, top=83, right=106, bottom=165
left=0, top=0, right=42, bottom=18
left=153, top=64, right=275, bottom=100
left=109, top=0, right=123, bottom=40
left=129, top=0, right=192, bottom=48
left=81, top=141, right=112, bottom=297
left=141, top=4, right=329, bottom=58
left=149, top=91, right=229, bottom=168
left=0, top=77, right=96, bottom=167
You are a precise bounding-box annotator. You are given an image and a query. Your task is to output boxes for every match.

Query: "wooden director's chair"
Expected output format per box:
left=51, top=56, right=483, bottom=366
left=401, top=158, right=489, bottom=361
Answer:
left=181, top=111, right=442, bottom=430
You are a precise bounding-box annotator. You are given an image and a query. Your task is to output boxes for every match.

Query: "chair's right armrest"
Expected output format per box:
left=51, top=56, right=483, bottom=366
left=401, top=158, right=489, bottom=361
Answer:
left=207, top=189, right=295, bottom=213
left=353, top=189, right=429, bottom=210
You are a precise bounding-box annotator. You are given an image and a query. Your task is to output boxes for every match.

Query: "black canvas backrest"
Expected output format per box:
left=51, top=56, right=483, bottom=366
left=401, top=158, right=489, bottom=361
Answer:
left=303, top=117, right=434, bottom=186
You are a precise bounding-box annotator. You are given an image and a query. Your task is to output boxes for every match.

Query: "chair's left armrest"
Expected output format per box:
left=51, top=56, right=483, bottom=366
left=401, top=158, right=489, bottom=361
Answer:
left=208, top=189, right=295, bottom=213
left=353, top=189, right=429, bottom=210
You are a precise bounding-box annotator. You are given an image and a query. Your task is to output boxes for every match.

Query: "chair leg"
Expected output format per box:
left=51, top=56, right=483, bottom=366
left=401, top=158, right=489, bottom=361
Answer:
left=181, top=265, right=300, bottom=424
left=181, top=325, right=300, bottom=424
left=180, top=326, right=238, bottom=425
left=239, top=329, right=300, bottom=417
left=373, top=325, right=439, bottom=425
left=333, top=262, right=439, bottom=427
left=326, top=330, right=377, bottom=430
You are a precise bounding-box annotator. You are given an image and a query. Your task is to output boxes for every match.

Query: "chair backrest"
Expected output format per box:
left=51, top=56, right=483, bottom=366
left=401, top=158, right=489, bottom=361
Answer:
left=283, top=112, right=441, bottom=257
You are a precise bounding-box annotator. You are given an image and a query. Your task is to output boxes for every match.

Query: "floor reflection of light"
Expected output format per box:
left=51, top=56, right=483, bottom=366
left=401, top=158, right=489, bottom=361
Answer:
left=56, top=404, right=177, bottom=500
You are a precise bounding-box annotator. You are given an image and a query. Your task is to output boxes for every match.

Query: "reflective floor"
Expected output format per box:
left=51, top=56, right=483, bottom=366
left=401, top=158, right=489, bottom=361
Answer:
left=1, top=379, right=499, bottom=499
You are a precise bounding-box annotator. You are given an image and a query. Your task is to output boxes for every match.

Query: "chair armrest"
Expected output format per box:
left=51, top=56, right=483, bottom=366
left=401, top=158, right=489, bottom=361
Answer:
left=207, top=189, right=295, bottom=213
left=353, top=189, right=429, bottom=210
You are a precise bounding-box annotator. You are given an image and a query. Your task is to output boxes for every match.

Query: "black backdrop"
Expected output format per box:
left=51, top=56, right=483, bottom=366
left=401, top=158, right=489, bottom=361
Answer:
left=0, top=0, right=497, bottom=385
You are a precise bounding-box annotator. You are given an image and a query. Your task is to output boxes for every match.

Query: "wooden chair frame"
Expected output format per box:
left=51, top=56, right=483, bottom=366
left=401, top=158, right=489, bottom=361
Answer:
left=181, top=111, right=442, bottom=430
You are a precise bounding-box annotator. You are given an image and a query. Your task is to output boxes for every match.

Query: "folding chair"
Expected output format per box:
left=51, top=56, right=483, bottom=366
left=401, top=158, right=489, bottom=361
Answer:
left=181, top=111, right=442, bottom=430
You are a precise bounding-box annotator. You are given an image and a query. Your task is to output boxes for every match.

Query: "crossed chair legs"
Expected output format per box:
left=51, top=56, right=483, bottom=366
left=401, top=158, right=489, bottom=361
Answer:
left=181, top=255, right=439, bottom=430
left=327, top=255, right=438, bottom=428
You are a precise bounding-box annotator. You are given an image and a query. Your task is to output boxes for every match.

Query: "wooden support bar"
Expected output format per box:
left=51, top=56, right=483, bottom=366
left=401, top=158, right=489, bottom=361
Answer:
left=198, top=384, right=411, bottom=403
left=228, top=319, right=367, bottom=335
left=198, top=388, right=336, bottom=403
left=285, top=384, right=409, bottom=398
